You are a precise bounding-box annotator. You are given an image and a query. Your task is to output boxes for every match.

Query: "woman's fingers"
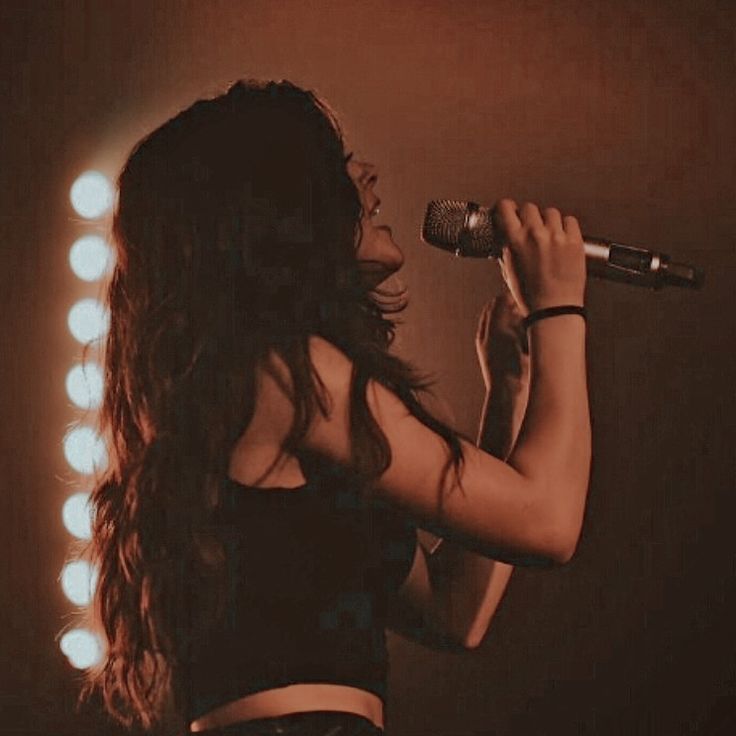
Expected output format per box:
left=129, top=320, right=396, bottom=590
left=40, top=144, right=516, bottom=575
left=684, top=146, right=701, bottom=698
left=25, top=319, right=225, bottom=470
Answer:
left=497, top=200, right=567, bottom=237
left=563, top=214, right=582, bottom=239
left=543, top=207, right=564, bottom=235
left=518, top=201, right=545, bottom=230
left=492, top=198, right=521, bottom=240
left=476, top=300, right=492, bottom=338
left=480, top=289, right=517, bottom=337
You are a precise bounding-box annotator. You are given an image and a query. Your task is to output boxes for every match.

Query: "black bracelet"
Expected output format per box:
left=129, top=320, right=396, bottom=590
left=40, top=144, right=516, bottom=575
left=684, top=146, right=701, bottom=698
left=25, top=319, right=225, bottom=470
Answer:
left=523, top=305, right=587, bottom=331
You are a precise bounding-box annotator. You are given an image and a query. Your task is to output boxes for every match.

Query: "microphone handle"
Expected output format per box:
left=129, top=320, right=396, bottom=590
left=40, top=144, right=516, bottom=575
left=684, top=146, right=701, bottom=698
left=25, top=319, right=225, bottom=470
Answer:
left=455, top=234, right=704, bottom=290
left=582, top=236, right=704, bottom=290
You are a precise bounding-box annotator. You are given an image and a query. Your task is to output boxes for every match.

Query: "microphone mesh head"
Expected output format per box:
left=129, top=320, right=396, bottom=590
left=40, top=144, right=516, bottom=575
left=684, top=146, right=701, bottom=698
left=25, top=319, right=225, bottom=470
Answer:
left=421, top=200, right=470, bottom=250
left=422, top=200, right=499, bottom=258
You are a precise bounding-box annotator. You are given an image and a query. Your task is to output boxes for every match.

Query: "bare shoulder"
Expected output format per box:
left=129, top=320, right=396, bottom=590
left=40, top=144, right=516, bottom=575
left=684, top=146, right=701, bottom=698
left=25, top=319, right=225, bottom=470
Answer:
left=259, top=333, right=566, bottom=565
left=303, top=335, right=565, bottom=564
left=249, top=334, right=349, bottom=444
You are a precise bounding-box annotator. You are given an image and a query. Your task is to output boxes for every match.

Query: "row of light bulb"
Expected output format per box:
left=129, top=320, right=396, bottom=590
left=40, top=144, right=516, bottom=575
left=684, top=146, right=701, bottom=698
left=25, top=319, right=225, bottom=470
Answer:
left=58, top=171, right=115, bottom=670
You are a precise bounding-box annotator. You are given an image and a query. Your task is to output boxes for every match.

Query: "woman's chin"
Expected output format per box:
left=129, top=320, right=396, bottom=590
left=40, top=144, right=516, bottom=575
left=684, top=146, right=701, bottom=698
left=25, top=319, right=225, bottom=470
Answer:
left=359, top=266, right=390, bottom=290
left=363, top=274, right=388, bottom=290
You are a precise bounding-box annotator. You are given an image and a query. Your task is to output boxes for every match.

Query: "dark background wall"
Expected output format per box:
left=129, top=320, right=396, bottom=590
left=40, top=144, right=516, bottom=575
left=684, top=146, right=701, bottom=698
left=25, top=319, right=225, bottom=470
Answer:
left=1, top=1, right=733, bottom=734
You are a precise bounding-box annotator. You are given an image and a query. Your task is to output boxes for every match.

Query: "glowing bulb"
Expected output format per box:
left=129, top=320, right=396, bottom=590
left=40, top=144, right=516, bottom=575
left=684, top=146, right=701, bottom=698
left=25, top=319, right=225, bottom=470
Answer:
left=70, top=171, right=113, bottom=219
left=66, top=362, right=103, bottom=410
left=62, top=492, right=94, bottom=540
left=67, top=298, right=109, bottom=344
left=69, top=235, right=114, bottom=281
left=59, top=628, right=104, bottom=669
left=63, top=425, right=108, bottom=475
left=60, top=559, right=98, bottom=606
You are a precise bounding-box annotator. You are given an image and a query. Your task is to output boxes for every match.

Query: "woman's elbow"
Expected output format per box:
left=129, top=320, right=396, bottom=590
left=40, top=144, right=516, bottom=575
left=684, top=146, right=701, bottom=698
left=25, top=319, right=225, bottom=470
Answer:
left=542, top=485, right=588, bottom=565
left=547, top=520, right=583, bottom=565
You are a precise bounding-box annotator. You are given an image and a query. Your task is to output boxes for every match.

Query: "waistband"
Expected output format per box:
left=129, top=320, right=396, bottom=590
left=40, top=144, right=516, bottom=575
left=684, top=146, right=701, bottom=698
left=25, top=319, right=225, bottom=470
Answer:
left=189, top=710, right=384, bottom=736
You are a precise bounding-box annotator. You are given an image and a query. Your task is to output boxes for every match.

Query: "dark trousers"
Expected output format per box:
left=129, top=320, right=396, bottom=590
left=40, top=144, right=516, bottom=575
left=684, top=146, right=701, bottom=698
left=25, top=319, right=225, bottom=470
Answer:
left=188, top=710, right=384, bottom=736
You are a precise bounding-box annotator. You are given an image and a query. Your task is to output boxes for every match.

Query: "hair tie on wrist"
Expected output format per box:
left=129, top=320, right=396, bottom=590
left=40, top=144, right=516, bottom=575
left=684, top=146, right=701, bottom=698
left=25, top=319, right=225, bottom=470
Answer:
left=523, top=305, right=587, bottom=330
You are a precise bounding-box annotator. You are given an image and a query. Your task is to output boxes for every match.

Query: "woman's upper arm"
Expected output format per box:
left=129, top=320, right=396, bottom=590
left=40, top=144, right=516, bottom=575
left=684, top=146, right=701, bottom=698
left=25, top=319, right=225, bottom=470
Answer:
left=267, top=335, right=566, bottom=565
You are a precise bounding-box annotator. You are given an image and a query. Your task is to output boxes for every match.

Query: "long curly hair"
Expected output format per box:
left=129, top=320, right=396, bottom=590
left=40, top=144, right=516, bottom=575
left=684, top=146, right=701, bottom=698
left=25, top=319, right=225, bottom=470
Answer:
left=74, top=78, right=471, bottom=733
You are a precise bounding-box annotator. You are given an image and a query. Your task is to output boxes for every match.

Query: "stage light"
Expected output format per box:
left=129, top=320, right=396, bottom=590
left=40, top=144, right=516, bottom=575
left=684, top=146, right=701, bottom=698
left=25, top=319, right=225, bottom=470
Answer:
left=59, top=628, right=104, bottom=670
left=66, top=362, right=103, bottom=410
left=70, top=171, right=113, bottom=219
left=67, top=298, right=109, bottom=345
left=62, top=492, right=94, bottom=540
left=60, top=559, right=98, bottom=607
left=69, top=235, right=114, bottom=282
left=63, top=425, right=108, bottom=475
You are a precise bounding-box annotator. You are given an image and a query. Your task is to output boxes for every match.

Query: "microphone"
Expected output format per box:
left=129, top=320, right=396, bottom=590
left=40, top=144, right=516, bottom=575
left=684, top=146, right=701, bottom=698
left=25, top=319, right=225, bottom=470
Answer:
left=421, top=199, right=704, bottom=290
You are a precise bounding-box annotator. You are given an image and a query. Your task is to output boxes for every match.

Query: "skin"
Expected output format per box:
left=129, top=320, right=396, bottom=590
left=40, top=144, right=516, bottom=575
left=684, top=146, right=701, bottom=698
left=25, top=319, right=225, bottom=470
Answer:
left=191, top=161, right=404, bottom=733
left=194, top=168, right=541, bottom=733
left=347, top=158, right=405, bottom=289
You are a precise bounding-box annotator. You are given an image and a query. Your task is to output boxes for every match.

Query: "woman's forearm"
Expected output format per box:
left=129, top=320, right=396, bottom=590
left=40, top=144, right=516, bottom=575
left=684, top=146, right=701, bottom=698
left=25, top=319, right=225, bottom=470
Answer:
left=420, top=375, right=529, bottom=558
left=506, top=315, right=591, bottom=554
left=477, top=377, right=529, bottom=461
left=420, top=376, right=528, bottom=648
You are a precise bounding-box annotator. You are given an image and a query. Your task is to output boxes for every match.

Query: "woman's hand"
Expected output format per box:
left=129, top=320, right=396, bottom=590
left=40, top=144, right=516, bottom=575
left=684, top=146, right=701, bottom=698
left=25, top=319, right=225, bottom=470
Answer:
left=475, top=285, right=530, bottom=394
left=492, top=199, right=586, bottom=316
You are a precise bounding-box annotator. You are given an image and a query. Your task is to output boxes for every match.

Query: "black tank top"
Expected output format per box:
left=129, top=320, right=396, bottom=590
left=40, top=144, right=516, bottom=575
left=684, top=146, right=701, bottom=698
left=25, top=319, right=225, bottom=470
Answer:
left=184, top=451, right=418, bottom=723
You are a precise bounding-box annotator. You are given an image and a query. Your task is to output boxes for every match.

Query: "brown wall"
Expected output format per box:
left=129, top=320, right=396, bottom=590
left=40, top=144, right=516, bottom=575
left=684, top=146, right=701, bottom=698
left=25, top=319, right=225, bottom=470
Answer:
left=1, top=1, right=733, bottom=734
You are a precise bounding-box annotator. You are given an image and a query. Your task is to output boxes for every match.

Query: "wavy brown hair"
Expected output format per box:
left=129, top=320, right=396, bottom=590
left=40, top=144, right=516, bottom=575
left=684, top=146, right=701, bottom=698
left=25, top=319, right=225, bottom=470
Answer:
left=74, top=78, right=471, bottom=733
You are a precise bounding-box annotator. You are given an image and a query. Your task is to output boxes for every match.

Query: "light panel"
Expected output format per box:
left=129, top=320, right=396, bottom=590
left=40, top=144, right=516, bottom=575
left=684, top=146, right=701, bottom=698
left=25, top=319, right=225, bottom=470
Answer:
left=59, top=628, right=104, bottom=670
left=65, top=362, right=103, bottom=410
left=60, top=559, right=98, bottom=607
left=63, top=425, right=108, bottom=475
left=69, top=235, right=114, bottom=282
left=67, top=298, right=109, bottom=345
left=62, top=492, right=94, bottom=540
left=69, top=171, right=113, bottom=219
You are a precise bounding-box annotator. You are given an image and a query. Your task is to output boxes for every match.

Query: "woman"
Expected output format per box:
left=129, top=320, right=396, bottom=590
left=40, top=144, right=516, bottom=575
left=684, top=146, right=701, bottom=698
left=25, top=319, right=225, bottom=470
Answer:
left=77, top=79, right=590, bottom=736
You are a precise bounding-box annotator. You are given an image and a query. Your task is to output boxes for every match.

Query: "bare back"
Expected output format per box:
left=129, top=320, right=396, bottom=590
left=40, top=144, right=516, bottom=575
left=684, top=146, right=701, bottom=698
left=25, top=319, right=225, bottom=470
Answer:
left=226, top=356, right=309, bottom=490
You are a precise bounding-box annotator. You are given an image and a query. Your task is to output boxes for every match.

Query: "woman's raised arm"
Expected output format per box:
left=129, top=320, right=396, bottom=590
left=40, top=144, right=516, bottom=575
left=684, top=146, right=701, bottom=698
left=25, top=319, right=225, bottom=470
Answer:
left=293, top=330, right=589, bottom=566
